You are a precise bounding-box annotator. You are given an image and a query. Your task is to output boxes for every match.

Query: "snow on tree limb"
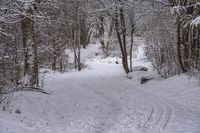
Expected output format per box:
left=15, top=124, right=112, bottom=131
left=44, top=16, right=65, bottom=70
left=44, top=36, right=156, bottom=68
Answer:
left=191, top=16, right=200, bottom=27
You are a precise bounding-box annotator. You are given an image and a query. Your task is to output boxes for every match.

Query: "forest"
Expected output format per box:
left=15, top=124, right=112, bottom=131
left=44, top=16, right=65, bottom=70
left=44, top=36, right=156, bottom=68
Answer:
left=0, top=0, right=200, bottom=133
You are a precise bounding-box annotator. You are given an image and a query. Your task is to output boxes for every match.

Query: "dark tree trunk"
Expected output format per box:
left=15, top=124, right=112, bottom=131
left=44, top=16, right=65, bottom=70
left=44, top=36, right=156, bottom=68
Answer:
left=130, top=30, right=134, bottom=72
left=114, top=3, right=130, bottom=74
left=52, top=43, right=56, bottom=71
left=176, top=17, right=186, bottom=73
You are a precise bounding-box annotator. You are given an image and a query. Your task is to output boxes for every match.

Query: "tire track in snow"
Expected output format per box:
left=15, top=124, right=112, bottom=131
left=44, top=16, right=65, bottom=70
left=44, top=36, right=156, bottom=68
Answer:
left=160, top=100, right=175, bottom=130
left=112, top=81, right=175, bottom=133
left=137, top=93, right=175, bottom=133
left=106, top=86, right=157, bottom=132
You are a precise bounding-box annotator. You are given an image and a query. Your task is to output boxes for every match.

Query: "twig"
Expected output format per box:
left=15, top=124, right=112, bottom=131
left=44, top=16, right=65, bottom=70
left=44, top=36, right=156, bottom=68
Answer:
left=0, top=86, right=49, bottom=95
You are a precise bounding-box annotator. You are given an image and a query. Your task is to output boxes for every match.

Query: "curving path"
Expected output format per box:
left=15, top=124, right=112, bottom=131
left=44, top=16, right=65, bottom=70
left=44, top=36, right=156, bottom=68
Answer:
left=1, top=44, right=200, bottom=133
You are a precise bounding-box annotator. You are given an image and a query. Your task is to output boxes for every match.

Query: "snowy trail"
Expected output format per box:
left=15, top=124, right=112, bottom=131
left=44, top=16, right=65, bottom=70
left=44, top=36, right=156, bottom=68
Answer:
left=31, top=61, right=199, bottom=133
left=0, top=44, right=200, bottom=133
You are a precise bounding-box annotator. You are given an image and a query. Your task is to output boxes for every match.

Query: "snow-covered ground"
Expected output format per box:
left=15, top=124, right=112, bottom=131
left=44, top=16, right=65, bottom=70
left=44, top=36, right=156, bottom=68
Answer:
left=0, top=42, right=200, bottom=133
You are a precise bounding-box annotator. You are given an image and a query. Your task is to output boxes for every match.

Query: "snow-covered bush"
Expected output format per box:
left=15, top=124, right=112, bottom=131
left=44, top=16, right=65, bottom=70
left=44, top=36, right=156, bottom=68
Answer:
left=144, top=0, right=200, bottom=79
left=144, top=2, right=179, bottom=78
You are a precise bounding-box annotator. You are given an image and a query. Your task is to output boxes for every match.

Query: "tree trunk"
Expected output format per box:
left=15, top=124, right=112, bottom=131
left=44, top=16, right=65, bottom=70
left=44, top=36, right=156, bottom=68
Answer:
left=176, top=17, right=186, bottom=73
left=114, top=4, right=130, bottom=74
left=21, top=16, right=38, bottom=86
left=52, top=43, right=56, bottom=71
left=120, top=5, right=130, bottom=74
left=130, top=30, right=134, bottom=72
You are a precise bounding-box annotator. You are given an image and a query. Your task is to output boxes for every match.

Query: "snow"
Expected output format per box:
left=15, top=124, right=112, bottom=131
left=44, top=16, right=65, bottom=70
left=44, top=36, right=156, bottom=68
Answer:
left=170, top=6, right=186, bottom=15
left=0, top=42, right=200, bottom=133
left=191, top=16, right=200, bottom=27
left=65, top=43, right=100, bottom=65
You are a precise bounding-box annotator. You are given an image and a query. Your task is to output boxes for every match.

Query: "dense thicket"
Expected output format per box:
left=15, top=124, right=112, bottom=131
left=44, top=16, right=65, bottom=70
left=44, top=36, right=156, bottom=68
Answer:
left=144, top=0, right=200, bottom=78
left=0, top=0, right=92, bottom=103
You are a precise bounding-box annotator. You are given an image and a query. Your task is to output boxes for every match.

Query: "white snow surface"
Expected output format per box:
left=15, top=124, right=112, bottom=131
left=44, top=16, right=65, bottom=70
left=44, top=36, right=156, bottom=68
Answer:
left=0, top=43, right=200, bottom=133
